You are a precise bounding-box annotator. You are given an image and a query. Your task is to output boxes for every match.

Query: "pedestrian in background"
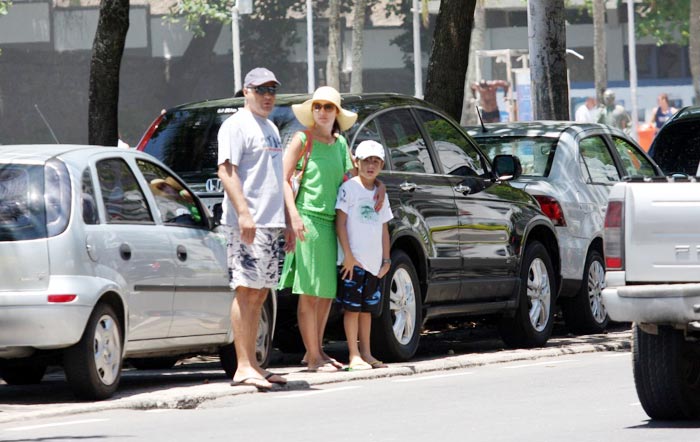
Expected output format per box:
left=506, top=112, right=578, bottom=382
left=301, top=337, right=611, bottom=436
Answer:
left=574, top=97, right=597, bottom=123
left=336, top=140, right=392, bottom=371
left=471, top=79, right=510, bottom=123
left=650, top=93, right=678, bottom=135
left=597, top=89, right=630, bottom=131
left=279, top=86, right=385, bottom=373
left=217, top=67, right=291, bottom=390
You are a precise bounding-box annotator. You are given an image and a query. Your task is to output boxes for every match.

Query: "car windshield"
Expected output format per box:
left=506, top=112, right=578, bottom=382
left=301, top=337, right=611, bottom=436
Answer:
left=0, top=164, right=47, bottom=241
left=142, top=105, right=305, bottom=186
left=476, top=136, right=557, bottom=177
left=650, top=120, right=700, bottom=176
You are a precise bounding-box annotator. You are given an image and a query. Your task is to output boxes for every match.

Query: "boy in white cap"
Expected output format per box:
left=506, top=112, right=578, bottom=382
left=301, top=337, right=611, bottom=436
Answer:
left=335, top=140, right=393, bottom=370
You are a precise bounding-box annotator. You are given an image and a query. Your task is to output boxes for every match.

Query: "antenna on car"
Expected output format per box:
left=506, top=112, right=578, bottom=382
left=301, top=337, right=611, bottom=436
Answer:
left=34, top=104, right=60, bottom=144
left=475, top=106, right=488, bottom=133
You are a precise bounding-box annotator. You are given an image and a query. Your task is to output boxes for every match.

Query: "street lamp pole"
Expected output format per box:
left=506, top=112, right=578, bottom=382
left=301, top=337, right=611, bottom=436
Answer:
left=231, top=5, right=242, bottom=92
left=627, top=0, right=639, bottom=141
left=307, top=0, right=315, bottom=93
left=412, top=0, right=423, bottom=98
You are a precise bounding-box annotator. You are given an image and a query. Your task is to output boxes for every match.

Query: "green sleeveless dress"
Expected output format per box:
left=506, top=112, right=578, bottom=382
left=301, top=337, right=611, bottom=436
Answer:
left=279, top=132, right=353, bottom=298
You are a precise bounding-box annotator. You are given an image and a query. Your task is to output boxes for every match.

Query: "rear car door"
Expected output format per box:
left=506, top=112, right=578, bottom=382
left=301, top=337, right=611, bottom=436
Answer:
left=371, top=108, right=462, bottom=303
left=577, top=134, right=622, bottom=225
left=417, top=109, right=519, bottom=301
left=136, top=159, right=232, bottom=338
left=89, top=156, right=177, bottom=341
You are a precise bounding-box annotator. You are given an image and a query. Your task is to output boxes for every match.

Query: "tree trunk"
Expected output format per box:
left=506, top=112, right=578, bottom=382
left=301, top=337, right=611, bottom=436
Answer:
left=527, top=0, right=569, bottom=120
left=326, top=0, right=341, bottom=90
left=88, top=0, right=129, bottom=146
left=350, top=0, right=367, bottom=93
left=461, top=0, right=485, bottom=125
left=593, top=0, right=607, bottom=105
left=690, top=0, right=700, bottom=104
left=424, top=0, right=477, bottom=121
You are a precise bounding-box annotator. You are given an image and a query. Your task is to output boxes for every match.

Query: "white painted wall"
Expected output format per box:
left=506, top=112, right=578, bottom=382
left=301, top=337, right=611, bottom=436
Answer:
left=0, top=2, right=50, bottom=44
left=53, top=7, right=148, bottom=51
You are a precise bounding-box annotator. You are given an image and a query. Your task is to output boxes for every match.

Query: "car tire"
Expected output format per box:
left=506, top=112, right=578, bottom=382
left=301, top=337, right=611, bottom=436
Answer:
left=0, top=363, right=47, bottom=385
left=63, top=303, right=123, bottom=400
left=633, top=324, right=700, bottom=420
left=499, top=241, right=555, bottom=348
left=129, top=357, right=179, bottom=371
left=371, top=250, right=422, bottom=362
left=561, top=250, right=609, bottom=334
left=220, top=297, right=274, bottom=379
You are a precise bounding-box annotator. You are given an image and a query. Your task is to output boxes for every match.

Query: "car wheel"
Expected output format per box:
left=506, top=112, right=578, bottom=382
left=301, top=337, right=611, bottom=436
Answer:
left=0, top=363, right=47, bottom=385
left=220, top=297, right=274, bottom=379
left=371, top=250, right=422, bottom=362
left=129, top=357, right=179, bottom=370
left=63, top=303, right=123, bottom=400
left=499, top=241, right=555, bottom=348
left=561, top=250, right=609, bottom=334
left=633, top=324, right=700, bottom=420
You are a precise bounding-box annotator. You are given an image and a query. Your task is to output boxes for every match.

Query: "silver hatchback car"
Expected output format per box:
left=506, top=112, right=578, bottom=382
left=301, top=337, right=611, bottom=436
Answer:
left=468, top=122, right=662, bottom=334
left=0, top=145, right=275, bottom=399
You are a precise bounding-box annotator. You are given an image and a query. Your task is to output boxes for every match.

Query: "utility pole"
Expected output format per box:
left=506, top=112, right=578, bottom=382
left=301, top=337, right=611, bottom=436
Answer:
left=231, top=0, right=252, bottom=92
left=307, top=0, right=315, bottom=93
left=627, top=0, right=639, bottom=141
left=412, top=0, right=422, bottom=98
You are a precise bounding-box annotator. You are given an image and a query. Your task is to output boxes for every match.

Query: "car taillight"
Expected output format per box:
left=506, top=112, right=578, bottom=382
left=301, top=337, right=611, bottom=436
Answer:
left=44, top=159, right=71, bottom=237
left=533, top=195, right=566, bottom=226
left=604, top=200, right=624, bottom=270
left=48, top=294, right=77, bottom=303
left=136, top=113, right=164, bottom=151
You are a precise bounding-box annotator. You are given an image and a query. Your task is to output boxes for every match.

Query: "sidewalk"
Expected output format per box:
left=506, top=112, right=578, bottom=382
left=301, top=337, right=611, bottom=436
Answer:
left=0, top=329, right=631, bottom=424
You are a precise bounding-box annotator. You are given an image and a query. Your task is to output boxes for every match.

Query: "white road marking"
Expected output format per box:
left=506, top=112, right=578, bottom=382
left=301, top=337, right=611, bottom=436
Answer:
left=630, top=402, right=641, bottom=406
left=602, top=352, right=630, bottom=358
left=4, top=418, right=108, bottom=432
left=274, top=386, right=361, bottom=398
left=500, top=359, right=577, bottom=369
left=145, top=409, right=175, bottom=413
left=392, top=372, right=473, bottom=383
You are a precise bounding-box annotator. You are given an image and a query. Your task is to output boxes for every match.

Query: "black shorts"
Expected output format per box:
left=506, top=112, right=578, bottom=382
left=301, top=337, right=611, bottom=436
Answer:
left=337, top=266, right=382, bottom=314
left=482, top=109, right=501, bottom=123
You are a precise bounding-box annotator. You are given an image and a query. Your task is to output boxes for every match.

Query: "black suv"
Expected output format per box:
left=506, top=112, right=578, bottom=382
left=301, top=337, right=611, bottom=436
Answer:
left=138, top=93, right=560, bottom=361
left=648, top=106, right=700, bottom=176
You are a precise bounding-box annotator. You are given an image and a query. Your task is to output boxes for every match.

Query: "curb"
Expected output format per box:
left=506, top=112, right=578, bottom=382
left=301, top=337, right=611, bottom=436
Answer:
left=0, top=331, right=631, bottom=424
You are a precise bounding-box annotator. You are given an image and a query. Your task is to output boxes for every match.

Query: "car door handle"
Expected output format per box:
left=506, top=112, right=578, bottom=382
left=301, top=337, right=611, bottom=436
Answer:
left=176, top=245, right=188, bottom=262
left=453, top=184, right=472, bottom=195
left=399, top=182, right=418, bottom=192
left=119, top=243, right=131, bottom=261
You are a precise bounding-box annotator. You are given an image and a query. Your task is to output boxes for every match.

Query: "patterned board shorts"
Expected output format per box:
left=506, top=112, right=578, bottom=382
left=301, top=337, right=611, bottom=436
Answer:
left=337, top=265, right=382, bottom=314
left=227, top=227, right=282, bottom=290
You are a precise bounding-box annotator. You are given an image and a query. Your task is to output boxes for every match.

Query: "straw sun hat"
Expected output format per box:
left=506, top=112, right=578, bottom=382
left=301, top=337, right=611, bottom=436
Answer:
left=292, top=86, right=358, bottom=131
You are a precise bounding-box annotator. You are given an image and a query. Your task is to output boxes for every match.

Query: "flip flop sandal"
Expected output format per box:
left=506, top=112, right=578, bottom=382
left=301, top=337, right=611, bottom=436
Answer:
left=230, top=377, right=272, bottom=391
left=264, top=372, right=288, bottom=385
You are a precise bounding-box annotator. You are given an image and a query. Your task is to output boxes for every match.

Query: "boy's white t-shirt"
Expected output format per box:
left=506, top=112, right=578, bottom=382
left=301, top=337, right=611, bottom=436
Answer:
left=335, top=177, right=393, bottom=276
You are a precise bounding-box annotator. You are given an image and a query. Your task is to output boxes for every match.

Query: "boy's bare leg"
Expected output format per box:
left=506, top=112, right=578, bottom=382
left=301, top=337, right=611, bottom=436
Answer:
left=344, top=311, right=364, bottom=366
left=358, top=312, right=380, bottom=364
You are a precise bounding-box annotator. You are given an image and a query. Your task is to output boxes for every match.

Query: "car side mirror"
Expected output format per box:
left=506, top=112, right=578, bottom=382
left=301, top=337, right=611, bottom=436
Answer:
left=492, top=154, right=522, bottom=181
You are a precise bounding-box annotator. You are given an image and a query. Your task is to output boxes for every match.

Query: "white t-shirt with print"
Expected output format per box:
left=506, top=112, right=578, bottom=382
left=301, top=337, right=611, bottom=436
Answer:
left=335, top=177, right=393, bottom=276
left=217, top=108, right=285, bottom=229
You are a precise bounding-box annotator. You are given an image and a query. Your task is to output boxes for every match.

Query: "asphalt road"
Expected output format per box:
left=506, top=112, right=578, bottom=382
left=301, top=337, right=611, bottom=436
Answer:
left=0, top=321, right=632, bottom=425
left=3, top=351, right=699, bottom=442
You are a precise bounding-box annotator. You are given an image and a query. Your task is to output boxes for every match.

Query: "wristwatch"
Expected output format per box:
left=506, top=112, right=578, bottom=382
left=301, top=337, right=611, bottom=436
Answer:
left=382, top=258, right=391, bottom=265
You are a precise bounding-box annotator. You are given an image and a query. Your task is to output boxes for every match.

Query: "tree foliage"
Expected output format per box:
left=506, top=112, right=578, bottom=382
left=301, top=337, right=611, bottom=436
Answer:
left=0, top=0, right=10, bottom=15
left=636, top=0, right=689, bottom=45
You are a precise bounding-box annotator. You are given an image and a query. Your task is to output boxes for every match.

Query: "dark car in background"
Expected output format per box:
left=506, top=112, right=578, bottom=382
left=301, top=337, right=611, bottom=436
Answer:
left=137, top=93, right=561, bottom=361
left=648, top=105, right=700, bottom=176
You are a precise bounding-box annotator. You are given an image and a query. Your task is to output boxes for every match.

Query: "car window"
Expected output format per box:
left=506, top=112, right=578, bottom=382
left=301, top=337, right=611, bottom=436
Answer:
left=476, top=136, right=556, bottom=177
left=417, top=110, right=487, bottom=177
left=137, top=159, right=205, bottom=227
left=579, top=136, right=620, bottom=183
left=96, top=158, right=153, bottom=224
left=375, top=109, right=434, bottom=174
left=611, top=136, right=657, bottom=178
left=81, top=168, right=99, bottom=225
left=650, top=120, right=700, bottom=175
left=0, top=164, right=46, bottom=241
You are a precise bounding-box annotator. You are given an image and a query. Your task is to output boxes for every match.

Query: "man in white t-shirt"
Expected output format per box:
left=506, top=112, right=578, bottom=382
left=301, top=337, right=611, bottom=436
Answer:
left=336, top=140, right=393, bottom=371
left=217, top=67, right=291, bottom=390
left=574, top=97, right=597, bottom=123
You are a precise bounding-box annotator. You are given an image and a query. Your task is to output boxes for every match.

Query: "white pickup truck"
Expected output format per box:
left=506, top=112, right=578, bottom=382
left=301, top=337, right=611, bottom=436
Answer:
left=601, top=180, right=700, bottom=420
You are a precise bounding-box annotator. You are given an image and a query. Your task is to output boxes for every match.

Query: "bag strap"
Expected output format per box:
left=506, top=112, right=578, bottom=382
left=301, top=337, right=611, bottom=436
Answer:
left=295, top=130, right=313, bottom=186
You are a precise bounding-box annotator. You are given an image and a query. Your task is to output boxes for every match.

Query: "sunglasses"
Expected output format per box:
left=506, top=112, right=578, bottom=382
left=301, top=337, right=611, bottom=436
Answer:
left=313, top=103, right=337, bottom=112
left=250, top=85, right=277, bottom=96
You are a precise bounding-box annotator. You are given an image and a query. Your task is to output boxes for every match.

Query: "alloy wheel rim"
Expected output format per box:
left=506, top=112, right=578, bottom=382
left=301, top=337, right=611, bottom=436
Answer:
left=390, top=267, right=417, bottom=345
left=527, top=258, right=551, bottom=332
left=588, top=260, right=607, bottom=324
left=93, top=314, right=121, bottom=386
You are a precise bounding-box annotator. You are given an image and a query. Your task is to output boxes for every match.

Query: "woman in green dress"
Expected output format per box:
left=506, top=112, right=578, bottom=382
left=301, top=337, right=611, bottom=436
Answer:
left=280, top=86, right=381, bottom=372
